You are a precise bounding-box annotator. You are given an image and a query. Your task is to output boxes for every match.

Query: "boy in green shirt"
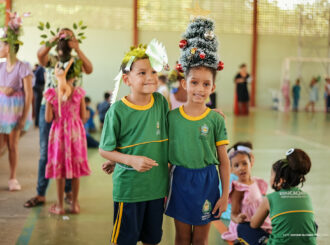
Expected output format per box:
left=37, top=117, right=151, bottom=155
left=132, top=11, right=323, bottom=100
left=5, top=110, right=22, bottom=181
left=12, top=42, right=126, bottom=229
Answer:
left=99, top=41, right=169, bottom=245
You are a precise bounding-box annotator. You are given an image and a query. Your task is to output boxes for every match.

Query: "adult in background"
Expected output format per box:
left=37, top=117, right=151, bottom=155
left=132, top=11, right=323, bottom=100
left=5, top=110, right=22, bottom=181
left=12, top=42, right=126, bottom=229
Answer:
left=97, top=92, right=111, bottom=130
left=24, top=27, right=93, bottom=207
left=32, top=64, right=45, bottom=127
left=234, top=64, right=250, bottom=115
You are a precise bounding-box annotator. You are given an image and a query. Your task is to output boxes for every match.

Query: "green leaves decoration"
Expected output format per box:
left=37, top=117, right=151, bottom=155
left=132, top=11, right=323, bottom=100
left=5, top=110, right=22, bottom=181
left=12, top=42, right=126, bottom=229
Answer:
left=38, top=20, right=87, bottom=47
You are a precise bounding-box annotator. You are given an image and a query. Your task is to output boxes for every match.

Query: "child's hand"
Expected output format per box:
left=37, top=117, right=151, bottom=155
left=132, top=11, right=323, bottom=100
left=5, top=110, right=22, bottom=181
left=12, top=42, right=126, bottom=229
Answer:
left=128, top=156, right=158, bottom=172
left=212, top=196, right=228, bottom=218
left=102, top=161, right=116, bottom=175
left=212, top=108, right=226, bottom=119
left=237, top=213, right=247, bottom=223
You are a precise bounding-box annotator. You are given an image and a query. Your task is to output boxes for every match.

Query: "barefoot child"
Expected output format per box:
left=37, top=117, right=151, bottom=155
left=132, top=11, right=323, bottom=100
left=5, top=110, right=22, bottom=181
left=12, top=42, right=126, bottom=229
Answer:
left=99, top=40, right=169, bottom=244
left=44, top=42, right=91, bottom=215
left=165, top=17, right=230, bottom=244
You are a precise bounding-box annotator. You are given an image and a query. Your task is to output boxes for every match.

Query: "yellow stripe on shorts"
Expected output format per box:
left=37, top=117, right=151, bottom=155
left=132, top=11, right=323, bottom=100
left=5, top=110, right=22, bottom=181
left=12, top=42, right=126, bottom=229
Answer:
left=111, top=202, right=123, bottom=243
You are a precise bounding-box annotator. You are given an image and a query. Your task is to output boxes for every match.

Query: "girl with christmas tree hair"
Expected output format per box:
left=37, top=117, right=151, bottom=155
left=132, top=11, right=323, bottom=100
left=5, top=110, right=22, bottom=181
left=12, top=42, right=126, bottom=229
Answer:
left=0, top=11, right=33, bottom=191
left=165, top=17, right=230, bottom=244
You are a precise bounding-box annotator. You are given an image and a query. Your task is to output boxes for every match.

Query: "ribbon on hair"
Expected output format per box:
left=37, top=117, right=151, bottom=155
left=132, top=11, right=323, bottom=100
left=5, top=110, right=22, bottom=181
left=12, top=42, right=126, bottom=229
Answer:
left=111, top=56, right=135, bottom=104
left=228, top=145, right=252, bottom=159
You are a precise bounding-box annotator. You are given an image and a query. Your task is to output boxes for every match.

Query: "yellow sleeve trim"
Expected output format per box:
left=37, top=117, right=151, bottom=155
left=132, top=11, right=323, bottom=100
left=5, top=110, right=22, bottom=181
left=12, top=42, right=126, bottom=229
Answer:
left=117, top=139, right=168, bottom=150
left=270, top=210, right=314, bottom=221
left=121, top=94, right=154, bottom=110
left=179, top=105, right=211, bottom=121
left=216, top=140, right=230, bottom=146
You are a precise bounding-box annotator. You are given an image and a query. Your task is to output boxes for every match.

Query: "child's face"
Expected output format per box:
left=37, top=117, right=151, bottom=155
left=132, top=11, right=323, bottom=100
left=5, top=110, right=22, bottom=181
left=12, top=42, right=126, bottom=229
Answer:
left=0, top=41, right=9, bottom=58
left=231, top=153, right=252, bottom=182
left=182, top=67, right=215, bottom=104
left=123, top=59, right=158, bottom=95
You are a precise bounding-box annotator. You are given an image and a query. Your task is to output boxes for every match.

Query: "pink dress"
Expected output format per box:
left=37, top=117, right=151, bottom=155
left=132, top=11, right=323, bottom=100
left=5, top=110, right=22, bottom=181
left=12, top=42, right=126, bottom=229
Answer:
left=221, top=177, right=272, bottom=241
left=44, top=87, right=91, bottom=179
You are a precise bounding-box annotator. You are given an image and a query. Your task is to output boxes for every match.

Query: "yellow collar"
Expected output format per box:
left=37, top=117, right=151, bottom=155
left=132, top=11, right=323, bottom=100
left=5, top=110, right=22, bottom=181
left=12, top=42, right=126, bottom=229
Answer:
left=179, top=105, right=211, bottom=121
left=121, top=94, right=154, bottom=110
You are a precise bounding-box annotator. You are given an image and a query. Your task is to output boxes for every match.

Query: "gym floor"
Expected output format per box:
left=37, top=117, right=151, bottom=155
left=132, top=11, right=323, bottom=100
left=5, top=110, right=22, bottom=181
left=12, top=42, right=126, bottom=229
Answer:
left=1, top=109, right=329, bottom=245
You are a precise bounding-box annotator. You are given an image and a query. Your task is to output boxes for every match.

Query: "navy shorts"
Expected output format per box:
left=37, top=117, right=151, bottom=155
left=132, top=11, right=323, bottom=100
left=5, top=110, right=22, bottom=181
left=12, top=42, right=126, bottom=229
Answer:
left=111, top=198, right=164, bottom=245
left=237, top=222, right=269, bottom=245
left=165, top=165, right=220, bottom=225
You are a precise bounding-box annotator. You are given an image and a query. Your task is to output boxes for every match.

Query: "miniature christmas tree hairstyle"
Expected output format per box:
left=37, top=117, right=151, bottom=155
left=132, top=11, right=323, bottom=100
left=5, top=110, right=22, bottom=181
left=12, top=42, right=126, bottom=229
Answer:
left=111, top=39, right=169, bottom=104
left=177, top=17, right=224, bottom=79
left=0, top=11, right=30, bottom=59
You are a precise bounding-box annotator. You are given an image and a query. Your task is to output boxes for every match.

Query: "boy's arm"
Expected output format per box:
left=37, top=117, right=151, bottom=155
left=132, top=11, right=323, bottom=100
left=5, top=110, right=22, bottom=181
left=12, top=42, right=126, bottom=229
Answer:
left=99, top=149, right=158, bottom=172
left=250, top=197, right=270, bottom=228
left=212, top=145, right=230, bottom=218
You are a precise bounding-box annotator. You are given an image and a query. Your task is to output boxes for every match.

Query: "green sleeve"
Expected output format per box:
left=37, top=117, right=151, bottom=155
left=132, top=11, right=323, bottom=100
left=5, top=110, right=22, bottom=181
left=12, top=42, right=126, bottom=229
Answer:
left=215, top=114, right=229, bottom=146
left=99, top=105, right=120, bottom=151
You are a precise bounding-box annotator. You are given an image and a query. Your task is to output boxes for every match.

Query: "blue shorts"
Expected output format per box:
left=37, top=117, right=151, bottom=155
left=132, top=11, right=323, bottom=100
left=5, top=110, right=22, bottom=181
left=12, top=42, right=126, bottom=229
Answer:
left=111, top=198, right=164, bottom=245
left=165, top=165, right=220, bottom=225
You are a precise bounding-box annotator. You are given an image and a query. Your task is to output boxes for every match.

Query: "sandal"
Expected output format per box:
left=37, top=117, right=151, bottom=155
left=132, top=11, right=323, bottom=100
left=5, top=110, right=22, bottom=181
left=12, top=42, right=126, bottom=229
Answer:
left=49, top=204, right=65, bottom=215
left=24, top=197, right=45, bottom=208
left=8, top=179, right=21, bottom=191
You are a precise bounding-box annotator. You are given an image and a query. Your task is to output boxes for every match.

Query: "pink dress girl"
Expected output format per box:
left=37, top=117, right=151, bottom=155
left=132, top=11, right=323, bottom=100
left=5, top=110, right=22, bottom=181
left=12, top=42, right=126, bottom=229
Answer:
left=221, top=177, right=272, bottom=241
left=44, top=87, right=90, bottom=179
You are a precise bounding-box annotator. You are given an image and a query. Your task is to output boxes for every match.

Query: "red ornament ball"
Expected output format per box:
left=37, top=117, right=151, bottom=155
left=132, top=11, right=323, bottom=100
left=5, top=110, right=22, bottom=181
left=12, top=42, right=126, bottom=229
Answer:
left=176, top=63, right=184, bottom=73
left=179, top=40, right=187, bottom=49
left=199, top=52, right=206, bottom=59
left=217, top=61, right=224, bottom=71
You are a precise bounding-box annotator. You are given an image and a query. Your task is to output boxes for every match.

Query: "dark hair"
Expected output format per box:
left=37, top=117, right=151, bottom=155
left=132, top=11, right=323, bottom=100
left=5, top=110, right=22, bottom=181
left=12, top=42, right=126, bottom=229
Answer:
left=158, top=75, right=168, bottom=84
left=4, top=42, right=19, bottom=54
left=185, top=66, right=217, bottom=82
left=120, top=56, right=149, bottom=74
left=104, top=92, right=110, bottom=100
left=240, top=63, right=247, bottom=69
left=228, top=141, right=253, bottom=162
left=272, top=149, right=311, bottom=191
left=85, top=96, right=91, bottom=103
left=56, top=38, right=72, bottom=63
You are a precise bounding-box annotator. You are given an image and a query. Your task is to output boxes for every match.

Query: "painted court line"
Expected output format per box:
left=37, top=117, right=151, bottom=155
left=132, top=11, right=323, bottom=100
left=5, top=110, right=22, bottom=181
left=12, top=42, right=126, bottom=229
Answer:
left=16, top=207, right=42, bottom=245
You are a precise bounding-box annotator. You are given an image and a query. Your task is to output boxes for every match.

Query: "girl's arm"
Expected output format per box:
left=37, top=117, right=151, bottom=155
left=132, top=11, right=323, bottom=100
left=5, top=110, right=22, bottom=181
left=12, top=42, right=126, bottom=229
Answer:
left=80, top=97, right=87, bottom=123
left=231, top=189, right=246, bottom=223
left=250, top=197, right=270, bottom=228
left=16, top=75, right=33, bottom=130
left=45, top=101, right=53, bottom=123
left=212, top=145, right=231, bottom=218
left=99, top=149, right=158, bottom=173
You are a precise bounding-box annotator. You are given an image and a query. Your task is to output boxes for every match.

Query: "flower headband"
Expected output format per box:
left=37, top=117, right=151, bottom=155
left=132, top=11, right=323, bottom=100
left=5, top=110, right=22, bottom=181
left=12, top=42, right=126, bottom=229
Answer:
left=0, top=11, right=30, bottom=58
left=111, top=39, right=169, bottom=104
left=38, top=21, right=87, bottom=47
left=228, top=145, right=252, bottom=159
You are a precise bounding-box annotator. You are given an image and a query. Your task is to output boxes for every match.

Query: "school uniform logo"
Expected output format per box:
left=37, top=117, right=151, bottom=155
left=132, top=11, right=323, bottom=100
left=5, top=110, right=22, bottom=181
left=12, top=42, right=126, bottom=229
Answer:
left=200, top=124, right=209, bottom=137
left=201, top=200, right=212, bottom=220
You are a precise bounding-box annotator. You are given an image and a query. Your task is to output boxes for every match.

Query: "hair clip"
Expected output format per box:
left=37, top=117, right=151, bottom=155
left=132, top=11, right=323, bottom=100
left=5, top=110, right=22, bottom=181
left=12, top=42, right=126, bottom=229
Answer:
left=286, top=148, right=294, bottom=156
